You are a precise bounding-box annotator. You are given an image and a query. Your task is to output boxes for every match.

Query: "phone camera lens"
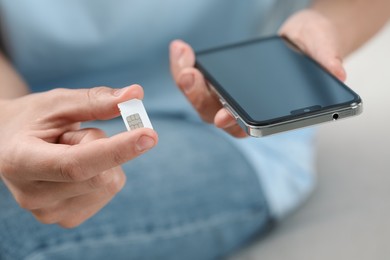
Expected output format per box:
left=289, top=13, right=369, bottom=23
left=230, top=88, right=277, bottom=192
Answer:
left=332, top=113, right=339, bottom=120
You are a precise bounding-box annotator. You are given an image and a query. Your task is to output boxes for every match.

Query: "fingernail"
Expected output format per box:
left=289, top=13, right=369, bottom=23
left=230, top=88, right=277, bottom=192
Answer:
left=172, top=42, right=184, bottom=61
left=180, top=73, right=194, bottom=93
left=136, top=135, right=156, bottom=152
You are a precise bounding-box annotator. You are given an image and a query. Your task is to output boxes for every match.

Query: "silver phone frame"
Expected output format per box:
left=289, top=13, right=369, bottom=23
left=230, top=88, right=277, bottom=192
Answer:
left=209, top=83, right=363, bottom=137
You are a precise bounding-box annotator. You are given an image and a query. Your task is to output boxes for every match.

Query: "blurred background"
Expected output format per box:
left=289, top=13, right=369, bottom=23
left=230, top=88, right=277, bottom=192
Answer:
left=234, top=22, right=390, bottom=260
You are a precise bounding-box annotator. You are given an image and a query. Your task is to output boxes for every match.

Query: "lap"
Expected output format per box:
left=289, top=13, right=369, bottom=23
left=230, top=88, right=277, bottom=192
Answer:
left=0, top=117, right=271, bottom=260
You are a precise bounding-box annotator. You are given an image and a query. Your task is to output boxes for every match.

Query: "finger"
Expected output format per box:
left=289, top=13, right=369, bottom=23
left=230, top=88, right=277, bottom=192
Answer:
left=56, top=128, right=157, bottom=182
left=294, top=34, right=347, bottom=82
left=10, top=167, right=121, bottom=210
left=170, top=40, right=223, bottom=123
left=177, top=68, right=221, bottom=123
left=215, top=109, right=247, bottom=138
left=18, top=128, right=158, bottom=182
left=279, top=12, right=347, bottom=82
left=170, top=40, right=196, bottom=80
left=43, top=84, right=144, bottom=123
left=313, top=52, right=346, bottom=82
left=58, top=128, right=158, bottom=182
left=223, top=124, right=248, bottom=138
left=60, top=171, right=126, bottom=228
left=170, top=40, right=248, bottom=137
left=282, top=33, right=347, bottom=82
left=214, top=108, right=236, bottom=129
left=59, top=127, right=108, bottom=146
left=9, top=128, right=125, bottom=209
left=32, top=170, right=126, bottom=227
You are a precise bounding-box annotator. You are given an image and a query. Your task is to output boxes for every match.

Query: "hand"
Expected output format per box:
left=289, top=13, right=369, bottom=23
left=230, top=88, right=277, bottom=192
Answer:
left=279, top=9, right=347, bottom=82
left=170, top=41, right=247, bottom=138
left=0, top=85, right=158, bottom=228
left=170, top=9, right=348, bottom=138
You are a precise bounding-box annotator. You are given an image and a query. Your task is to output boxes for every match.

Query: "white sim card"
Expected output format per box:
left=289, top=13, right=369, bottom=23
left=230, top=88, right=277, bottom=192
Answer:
left=118, top=99, right=153, bottom=131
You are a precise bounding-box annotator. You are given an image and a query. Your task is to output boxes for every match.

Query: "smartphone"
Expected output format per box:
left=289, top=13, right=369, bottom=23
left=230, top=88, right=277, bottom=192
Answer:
left=195, top=36, right=363, bottom=137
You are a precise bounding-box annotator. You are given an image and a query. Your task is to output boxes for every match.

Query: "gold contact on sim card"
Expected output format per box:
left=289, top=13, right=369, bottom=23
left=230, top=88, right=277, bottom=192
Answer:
left=126, top=113, right=144, bottom=130
left=118, top=99, right=153, bottom=131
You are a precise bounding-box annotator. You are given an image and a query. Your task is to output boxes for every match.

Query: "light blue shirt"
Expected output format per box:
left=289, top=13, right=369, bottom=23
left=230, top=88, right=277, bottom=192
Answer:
left=0, top=0, right=314, bottom=219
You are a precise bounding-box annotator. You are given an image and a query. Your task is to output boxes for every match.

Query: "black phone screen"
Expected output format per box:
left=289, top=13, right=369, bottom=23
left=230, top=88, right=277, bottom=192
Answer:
left=196, top=36, right=360, bottom=126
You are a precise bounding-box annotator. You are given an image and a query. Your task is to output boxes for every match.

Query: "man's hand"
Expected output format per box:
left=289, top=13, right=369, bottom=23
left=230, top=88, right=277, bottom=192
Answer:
left=0, top=85, right=158, bottom=228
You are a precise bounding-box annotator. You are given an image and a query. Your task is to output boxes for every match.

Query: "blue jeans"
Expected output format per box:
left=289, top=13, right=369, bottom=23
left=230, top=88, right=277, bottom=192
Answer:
left=0, top=116, right=272, bottom=260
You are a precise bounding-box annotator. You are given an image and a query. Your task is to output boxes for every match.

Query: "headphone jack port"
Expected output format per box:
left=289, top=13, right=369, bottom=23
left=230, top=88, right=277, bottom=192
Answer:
left=332, top=113, right=339, bottom=120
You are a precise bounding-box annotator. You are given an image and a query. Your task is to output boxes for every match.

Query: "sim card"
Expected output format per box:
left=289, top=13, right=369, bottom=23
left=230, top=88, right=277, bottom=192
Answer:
left=118, top=99, right=153, bottom=131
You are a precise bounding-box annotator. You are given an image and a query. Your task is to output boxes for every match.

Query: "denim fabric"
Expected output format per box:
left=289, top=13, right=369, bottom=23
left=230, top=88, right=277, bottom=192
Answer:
left=0, top=117, right=272, bottom=260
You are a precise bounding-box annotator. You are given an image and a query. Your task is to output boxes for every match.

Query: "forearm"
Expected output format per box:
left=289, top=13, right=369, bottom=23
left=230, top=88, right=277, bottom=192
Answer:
left=311, top=0, right=390, bottom=56
left=0, top=51, right=29, bottom=99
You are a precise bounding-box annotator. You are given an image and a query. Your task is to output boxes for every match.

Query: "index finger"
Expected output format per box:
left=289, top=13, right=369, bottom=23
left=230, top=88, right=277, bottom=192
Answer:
left=170, top=40, right=222, bottom=123
left=43, top=85, right=144, bottom=123
left=18, top=129, right=158, bottom=182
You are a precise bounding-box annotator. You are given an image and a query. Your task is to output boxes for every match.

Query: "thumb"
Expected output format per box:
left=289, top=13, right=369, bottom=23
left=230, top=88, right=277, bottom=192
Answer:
left=279, top=10, right=347, bottom=82
left=282, top=35, right=347, bottom=82
left=45, top=84, right=144, bottom=123
left=295, top=37, right=347, bottom=82
left=314, top=53, right=347, bottom=82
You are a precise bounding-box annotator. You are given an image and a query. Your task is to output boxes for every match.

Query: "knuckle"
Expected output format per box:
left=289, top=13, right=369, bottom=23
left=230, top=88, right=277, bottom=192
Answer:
left=88, top=128, right=106, bottom=139
left=0, top=147, right=20, bottom=178
left=105, top=173, right=126, bottom=196
left=59, top=219, right=83, bottom=229
left=59, top=156, right=86, bottom=182
left=192, top=95, right=205, bottom=111
left=14, top=190, right=42, bottom=210
left=196, top=103, right=214, bottom=123
left=112, top=149, right=126, bottom=166
left=15, top=194, right=35, bottom=210
left=106, top=139, right=129, bottom=165
left=32, top=209, right=59, bottom=225
left=192, top=96, right=212, bottom=121
left=85, top=87, right=110, bottom=119
left=88, top=172, right=113, bottom=190
left=87, top=86, right=110, bottom=101
left=0, top=160, right=15, bottom=179
left=177, top=68, right=194, bottom=86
